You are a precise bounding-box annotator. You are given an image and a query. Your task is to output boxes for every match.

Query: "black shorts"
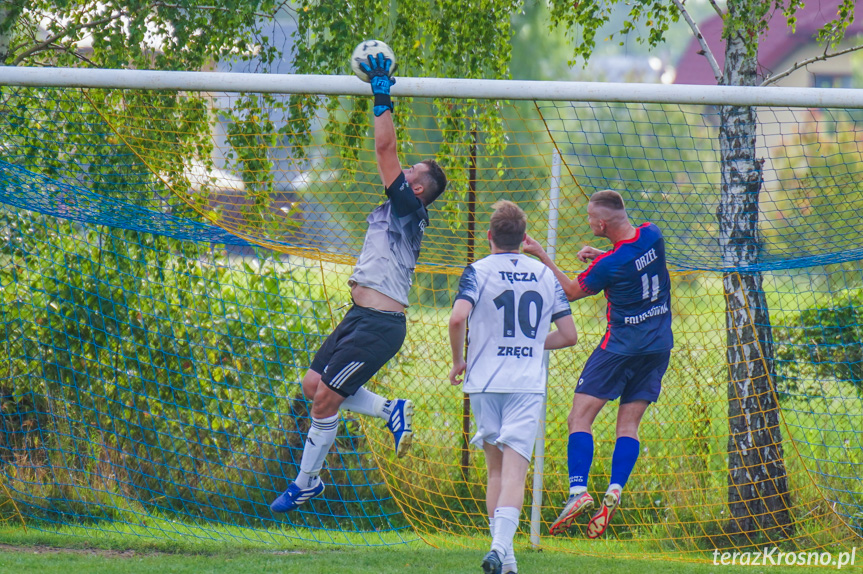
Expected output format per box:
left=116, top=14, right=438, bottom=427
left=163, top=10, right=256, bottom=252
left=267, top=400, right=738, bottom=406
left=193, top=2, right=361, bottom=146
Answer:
left=310, top=305, right=407, bottom=397
left=575, top=347, right=670, bottom=404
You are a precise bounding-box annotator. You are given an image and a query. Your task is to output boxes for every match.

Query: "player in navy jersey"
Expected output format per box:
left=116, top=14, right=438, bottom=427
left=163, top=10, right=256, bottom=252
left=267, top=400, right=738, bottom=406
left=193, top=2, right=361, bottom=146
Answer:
left=523, top=189, right=673, bottom=539
left=270, top=51, right=447, bottom=513
left=450, top=201, right=577, bottom=574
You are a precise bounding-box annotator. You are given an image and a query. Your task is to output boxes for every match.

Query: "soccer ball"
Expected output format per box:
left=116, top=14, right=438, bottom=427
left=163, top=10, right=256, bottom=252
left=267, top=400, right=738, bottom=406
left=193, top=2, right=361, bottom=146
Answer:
left=350, top=39, right=397, bottom=83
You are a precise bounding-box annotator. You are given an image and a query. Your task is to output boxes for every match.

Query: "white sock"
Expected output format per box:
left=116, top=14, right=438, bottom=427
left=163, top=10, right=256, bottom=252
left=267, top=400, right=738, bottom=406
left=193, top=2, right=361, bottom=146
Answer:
left=503, top=540, right=517, bottom=573
left=295, top=414, right=339, bottom=488
left=340, top=388, right=387, bottom=419
left=489, top=515, right=515, bottom=565
left=295, top=471, right=316, bottom=489
left=491, top=507, right=519, bottom=557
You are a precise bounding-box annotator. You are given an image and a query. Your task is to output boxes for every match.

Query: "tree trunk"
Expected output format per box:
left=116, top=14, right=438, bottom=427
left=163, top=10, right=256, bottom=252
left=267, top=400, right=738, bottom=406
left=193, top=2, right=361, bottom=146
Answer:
left=722, top=272, right=792, bottom=537
left=718, top=8, right=792, bottom=539
left=0, top=5, right=20, bottom=65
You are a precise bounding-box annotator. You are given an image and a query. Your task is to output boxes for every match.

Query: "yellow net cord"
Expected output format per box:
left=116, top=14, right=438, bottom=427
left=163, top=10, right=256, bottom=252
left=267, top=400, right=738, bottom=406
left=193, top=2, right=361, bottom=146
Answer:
left=1, top=86, right=860, bottom=561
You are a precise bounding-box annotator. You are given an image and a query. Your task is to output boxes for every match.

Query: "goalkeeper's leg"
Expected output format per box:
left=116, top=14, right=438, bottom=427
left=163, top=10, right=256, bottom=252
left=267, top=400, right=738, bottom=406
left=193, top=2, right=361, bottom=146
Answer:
left=271, top=380, right=346, bottom=513
left=313, top=307, right=412, bottom=456
left=341, top=388, right=413, bottom=457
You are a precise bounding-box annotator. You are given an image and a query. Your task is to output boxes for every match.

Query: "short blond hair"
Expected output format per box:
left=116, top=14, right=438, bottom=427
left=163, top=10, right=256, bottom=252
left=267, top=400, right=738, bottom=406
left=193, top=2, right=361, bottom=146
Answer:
left=489, top=200, right=527, bottom=250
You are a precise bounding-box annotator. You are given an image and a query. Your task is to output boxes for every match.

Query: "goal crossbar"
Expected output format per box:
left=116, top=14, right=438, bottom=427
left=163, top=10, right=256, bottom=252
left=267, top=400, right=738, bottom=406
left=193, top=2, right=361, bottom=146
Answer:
left=2, top=66, right=863, bottom=108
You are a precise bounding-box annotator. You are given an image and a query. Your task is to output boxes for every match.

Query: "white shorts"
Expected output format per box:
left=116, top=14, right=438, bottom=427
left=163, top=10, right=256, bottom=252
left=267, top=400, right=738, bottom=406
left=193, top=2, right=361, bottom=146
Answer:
left=469, top=392, right=544, bottom=462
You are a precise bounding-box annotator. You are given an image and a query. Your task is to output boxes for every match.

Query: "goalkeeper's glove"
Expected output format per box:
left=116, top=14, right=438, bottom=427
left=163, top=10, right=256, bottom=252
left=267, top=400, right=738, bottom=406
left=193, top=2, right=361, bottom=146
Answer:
left=360, top=52, right=396, bottom=116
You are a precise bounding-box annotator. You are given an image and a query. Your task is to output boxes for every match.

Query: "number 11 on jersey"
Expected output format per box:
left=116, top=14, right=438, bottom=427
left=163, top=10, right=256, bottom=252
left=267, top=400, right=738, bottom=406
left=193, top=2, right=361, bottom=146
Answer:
left=641, top=273, right=659, bottom=302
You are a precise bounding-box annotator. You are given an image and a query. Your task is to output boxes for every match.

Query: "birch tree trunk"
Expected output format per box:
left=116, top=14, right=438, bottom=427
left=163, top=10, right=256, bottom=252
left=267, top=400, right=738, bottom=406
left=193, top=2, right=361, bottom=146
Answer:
left=0, top=5, right=19, bottom=65
left=718, top=6, right=792, bottom=538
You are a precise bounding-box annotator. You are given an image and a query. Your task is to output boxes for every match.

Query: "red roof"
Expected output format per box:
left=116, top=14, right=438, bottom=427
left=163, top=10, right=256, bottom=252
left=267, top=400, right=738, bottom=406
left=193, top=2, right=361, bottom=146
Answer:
left=675, top=1, right=863, bottom=85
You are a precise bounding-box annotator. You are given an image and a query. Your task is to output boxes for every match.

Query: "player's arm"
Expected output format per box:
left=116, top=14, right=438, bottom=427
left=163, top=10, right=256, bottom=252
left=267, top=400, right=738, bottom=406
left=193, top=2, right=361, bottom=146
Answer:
left=577, top=245, right=605, bottom=262
left=544, top=314, right=578, bottom=350
left=361, top=53, right=401, bottom=188
left=448, top=299, right=473, bottom=385
left=522, top=234, right=591, bottom=302
left=374, top=107, right=402, bottom=188
left=561, top=278, right=591, bottom=302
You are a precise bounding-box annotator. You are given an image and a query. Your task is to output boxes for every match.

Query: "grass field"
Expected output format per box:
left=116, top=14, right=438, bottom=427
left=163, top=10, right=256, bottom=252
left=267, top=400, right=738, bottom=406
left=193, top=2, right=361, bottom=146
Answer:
left=0, top=526, right=843, bottom=574
left=1, top=261, right=861, bottom=565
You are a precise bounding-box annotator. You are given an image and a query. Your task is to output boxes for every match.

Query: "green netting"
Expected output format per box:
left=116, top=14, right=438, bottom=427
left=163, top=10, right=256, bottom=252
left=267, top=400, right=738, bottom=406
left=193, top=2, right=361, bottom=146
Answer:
left=0, top=81, right=860, bottom=559
left=0, top=211, right=411, bottom=544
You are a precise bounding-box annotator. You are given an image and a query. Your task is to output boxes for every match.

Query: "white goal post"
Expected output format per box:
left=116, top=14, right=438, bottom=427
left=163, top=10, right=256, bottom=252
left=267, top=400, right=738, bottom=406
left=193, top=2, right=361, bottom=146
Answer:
left=1, top=66, right=863, bottom=108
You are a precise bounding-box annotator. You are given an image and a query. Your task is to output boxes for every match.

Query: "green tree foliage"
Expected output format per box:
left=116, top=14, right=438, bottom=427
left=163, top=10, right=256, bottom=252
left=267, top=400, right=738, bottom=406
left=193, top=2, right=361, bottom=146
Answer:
left=1, top=0, right=279, bottom=69
left=0, top=1, right=298, bottom=226
left=547, top=0, right=684, bottom=66
left=0, top=209, right=381, bottom=523
left=507, top=1, right=573, bottom=81
left=0, top=3, right=376, bottom=520
left=288, top=0, right=520, bottom=81
left=776, top=289, right=863, bottom=392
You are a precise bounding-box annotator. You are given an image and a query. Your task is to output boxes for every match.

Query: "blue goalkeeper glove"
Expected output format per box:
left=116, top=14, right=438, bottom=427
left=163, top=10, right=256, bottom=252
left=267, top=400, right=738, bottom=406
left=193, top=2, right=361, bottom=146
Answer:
left=360, top=52, right=396, bottom=116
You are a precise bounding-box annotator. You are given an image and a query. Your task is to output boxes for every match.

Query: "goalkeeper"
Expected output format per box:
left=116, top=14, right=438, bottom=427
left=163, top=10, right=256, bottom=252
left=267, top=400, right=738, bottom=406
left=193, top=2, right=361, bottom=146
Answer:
left=523, top=190, right=673, bottom=538
left=270, top=51, right=447, bottom=513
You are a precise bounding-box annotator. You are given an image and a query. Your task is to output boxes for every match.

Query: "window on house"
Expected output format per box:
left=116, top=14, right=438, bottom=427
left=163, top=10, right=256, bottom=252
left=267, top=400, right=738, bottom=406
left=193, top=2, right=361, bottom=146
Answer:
left=812, top=74, right=853, bottom=89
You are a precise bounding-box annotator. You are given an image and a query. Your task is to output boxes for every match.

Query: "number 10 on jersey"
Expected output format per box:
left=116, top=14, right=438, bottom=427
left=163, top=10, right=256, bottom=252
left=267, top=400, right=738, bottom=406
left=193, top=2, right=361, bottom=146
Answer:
left=493, top=290, right=543, bottom=339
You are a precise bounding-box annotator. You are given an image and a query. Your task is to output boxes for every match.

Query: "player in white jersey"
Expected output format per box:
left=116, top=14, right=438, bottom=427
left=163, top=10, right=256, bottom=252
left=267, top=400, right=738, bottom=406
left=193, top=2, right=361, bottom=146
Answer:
left=449, top=201, right=577, bottom=574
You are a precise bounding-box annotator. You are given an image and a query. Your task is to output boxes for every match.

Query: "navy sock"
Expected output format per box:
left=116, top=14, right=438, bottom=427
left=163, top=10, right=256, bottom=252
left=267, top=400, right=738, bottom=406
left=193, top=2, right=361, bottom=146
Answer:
left=567, top=431, right=594, bottom=491
left=610, top=436, right=640, bottom=488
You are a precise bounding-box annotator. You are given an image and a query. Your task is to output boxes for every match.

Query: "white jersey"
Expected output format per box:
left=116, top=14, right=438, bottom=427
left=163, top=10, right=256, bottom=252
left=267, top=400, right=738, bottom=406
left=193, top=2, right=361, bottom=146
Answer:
left=455, top=253, right=572, bottom=394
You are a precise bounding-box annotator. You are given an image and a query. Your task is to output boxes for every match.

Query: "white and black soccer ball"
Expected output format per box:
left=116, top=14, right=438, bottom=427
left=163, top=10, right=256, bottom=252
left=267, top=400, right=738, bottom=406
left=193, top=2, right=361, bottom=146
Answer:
left=350, top=39, right=397, bottom=83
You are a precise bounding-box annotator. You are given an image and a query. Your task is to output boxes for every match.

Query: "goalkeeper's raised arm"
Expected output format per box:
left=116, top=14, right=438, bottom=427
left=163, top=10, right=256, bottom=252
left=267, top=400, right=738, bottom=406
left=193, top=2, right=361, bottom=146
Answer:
left=361, top=52, right=401, bottom=189
left=360, top=52, right=447, bottom=210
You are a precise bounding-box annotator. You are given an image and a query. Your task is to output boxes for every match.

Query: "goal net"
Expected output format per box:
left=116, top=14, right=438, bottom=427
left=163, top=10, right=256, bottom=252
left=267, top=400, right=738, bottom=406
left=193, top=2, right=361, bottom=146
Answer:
left=0, top=69, right=860, bottom=560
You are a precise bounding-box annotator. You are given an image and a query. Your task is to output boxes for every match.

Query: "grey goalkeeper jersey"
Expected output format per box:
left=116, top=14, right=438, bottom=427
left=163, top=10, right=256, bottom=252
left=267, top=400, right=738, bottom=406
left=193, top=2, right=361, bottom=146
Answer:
left=349, top=172, right=429, bottom=307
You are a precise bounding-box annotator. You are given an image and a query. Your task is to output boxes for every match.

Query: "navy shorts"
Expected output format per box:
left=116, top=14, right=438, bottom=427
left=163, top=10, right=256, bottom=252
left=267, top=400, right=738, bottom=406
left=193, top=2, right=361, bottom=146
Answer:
left=575, top=347, right=670, bottom=404
left=310, top=305, right=407, bottom=397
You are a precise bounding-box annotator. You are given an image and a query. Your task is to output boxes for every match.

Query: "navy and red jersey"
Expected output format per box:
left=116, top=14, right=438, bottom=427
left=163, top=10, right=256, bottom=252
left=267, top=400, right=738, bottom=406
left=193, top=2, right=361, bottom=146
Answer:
left=577, top=223, right=673, bottom=355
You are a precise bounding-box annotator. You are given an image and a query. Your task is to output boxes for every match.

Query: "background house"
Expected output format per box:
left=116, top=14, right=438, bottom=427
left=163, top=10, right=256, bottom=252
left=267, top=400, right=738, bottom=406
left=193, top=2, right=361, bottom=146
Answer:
left=671, top=1, right=863, bottom=217
left=675, top=1, right=863, bottom=87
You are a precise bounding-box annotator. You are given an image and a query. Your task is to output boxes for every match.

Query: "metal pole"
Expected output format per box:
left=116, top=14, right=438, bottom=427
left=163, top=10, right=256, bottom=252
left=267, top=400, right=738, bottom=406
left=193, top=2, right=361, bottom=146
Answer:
left=530, top=149, right=561, bottom=547
left=461, top=126, right=478, bottom=483
left=3, top=66, right=863, bottom=108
